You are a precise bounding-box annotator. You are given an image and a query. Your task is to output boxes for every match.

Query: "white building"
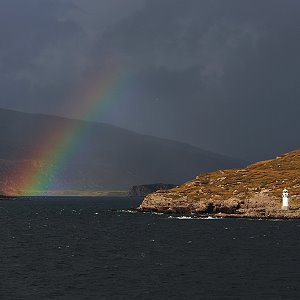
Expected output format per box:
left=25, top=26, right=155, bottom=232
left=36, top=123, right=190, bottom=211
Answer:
left=282, top=188, right=289, bottom=210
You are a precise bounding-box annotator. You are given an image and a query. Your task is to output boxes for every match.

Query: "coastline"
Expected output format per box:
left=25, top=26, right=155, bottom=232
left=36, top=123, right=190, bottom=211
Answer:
left=136, top=207, right=300, bottom=220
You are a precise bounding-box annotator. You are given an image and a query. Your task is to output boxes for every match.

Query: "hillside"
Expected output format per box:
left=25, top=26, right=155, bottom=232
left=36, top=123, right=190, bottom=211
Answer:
left=139, top=150, right=300, bottom=219
left=0, top=109, right=246, bottom=195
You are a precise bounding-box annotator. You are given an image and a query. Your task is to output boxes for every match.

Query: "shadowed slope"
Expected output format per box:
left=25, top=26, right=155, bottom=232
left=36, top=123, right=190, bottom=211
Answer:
left=0, top=109, right=246, bottom=195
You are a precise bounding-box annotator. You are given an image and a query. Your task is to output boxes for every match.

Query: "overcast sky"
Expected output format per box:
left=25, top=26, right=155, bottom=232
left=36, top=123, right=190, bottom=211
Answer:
left=0, top=0, right=299, bottom=161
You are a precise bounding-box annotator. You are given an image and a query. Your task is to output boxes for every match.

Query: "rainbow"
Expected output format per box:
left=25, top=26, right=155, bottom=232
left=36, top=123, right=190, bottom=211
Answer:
left=16, top=63, right=126, bottom=195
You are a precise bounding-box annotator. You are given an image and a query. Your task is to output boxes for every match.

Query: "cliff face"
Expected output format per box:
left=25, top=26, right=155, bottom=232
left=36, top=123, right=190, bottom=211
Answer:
left=129, top=183, right=177, bottom=197
left=139, top=150, right=300, bottom=219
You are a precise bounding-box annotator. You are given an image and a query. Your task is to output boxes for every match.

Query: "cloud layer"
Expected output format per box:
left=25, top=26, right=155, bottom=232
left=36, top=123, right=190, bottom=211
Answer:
left=0, top=0, right=299, bottom=160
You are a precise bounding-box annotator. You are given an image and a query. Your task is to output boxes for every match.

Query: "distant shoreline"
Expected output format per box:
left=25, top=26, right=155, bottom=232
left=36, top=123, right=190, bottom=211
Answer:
left=1, top=190, right=129, bottom=198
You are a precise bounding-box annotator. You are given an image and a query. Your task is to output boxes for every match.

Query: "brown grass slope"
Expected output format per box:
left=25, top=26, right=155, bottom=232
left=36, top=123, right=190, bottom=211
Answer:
left=139, top=150, right=300, bottom=218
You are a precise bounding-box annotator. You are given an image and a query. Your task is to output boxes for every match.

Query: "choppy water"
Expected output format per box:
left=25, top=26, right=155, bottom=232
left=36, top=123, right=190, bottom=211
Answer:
left=1, top=196, right=300, bottom=299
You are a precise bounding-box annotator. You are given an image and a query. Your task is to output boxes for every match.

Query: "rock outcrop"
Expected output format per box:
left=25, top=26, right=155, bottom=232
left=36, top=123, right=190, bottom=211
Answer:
left=129, top=183, right=177, bottom=197
left=138, top=150, right=300, bottom=219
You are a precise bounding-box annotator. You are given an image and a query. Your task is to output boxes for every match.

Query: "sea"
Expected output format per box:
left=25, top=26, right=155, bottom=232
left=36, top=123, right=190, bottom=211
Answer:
left=1, top=196, right=300, bottom=300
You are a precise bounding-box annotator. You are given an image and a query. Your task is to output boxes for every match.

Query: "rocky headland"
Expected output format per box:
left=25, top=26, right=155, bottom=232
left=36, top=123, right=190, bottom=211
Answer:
left=138, top=150, right=300, bottom=219
left=129, top=183, right=177, bottom=197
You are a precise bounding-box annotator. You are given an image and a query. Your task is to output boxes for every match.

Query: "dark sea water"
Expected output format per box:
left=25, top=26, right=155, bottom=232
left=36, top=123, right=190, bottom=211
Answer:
left=1, top=197, right=300, bottom=300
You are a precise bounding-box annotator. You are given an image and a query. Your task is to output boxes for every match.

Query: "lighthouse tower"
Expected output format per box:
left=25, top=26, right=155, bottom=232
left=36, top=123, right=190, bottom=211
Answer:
left=282, top=188, right=289, bottom=210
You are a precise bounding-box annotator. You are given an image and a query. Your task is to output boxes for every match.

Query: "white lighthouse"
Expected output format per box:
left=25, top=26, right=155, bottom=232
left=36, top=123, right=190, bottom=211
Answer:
left=282, top=188, right=289, bottom=210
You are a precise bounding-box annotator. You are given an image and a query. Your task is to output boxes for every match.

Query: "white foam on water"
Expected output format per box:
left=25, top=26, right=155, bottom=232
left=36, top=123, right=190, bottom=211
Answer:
left=117, top=210, right=137, bottom=214
left=167, top=215, right=221, bottom=220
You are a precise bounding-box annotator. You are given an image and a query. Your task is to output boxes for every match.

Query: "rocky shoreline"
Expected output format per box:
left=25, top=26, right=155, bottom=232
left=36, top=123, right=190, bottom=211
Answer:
left=137, top=150, right=300, bottom=219
left=136, top=207, right=300, bottom=220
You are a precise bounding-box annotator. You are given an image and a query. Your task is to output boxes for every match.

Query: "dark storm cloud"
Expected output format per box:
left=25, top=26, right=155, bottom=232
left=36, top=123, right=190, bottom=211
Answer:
left=97, top=0, right=300, bottom=160
left=0, top=0, right=299, bottom=160
left=0, top=0, right=84, bottom=112
left=0, top=1, right=82, bottom=73
left=0, top=0, right=142, bottom=113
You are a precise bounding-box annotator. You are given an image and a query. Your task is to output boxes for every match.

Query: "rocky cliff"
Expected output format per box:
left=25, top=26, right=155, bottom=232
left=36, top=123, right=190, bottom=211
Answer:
left=139, top=150, right=300, bottom=219
left=128, top=183, right=177, bottom=197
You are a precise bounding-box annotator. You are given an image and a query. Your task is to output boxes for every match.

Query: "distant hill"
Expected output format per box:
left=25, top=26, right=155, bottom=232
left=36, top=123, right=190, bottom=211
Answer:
left=0, top=109, right=246, bottom=195
left=139, top=150, right=300, bottom=219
